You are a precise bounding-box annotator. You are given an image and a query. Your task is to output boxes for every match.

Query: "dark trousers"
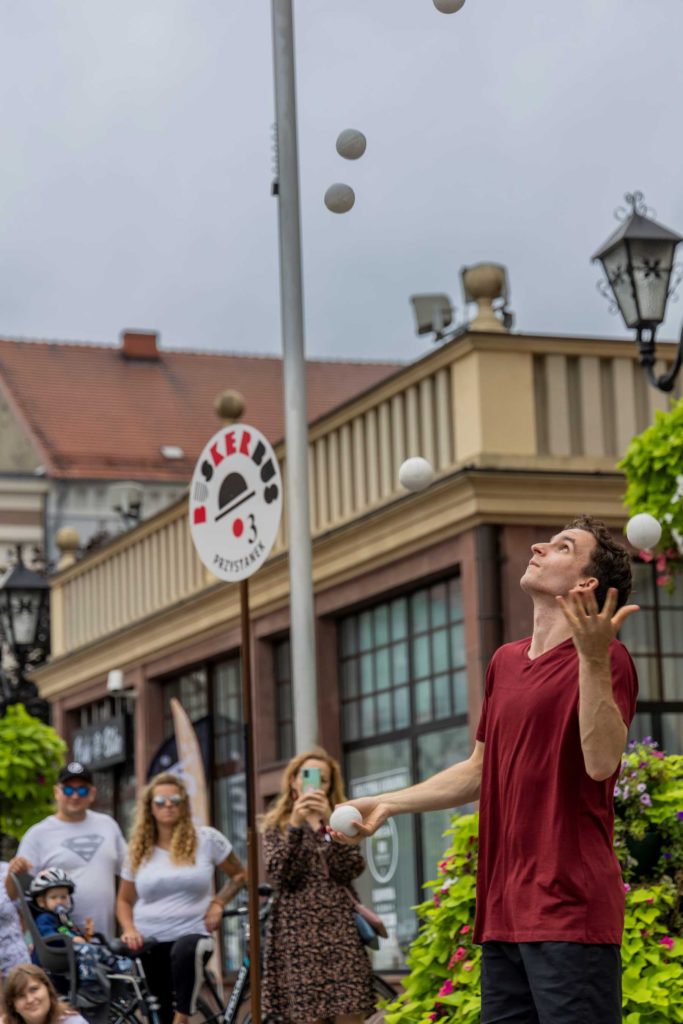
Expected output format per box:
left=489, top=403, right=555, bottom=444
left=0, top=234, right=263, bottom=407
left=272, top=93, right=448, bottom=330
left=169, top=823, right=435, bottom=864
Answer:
left=140, top=934, right=214, bottom=1024
left=481, top=941, right=622, bottom=1024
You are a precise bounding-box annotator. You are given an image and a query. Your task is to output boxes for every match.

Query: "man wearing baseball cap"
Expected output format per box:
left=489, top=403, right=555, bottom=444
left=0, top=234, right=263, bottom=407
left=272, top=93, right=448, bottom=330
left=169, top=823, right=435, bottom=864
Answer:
left=6, top=761, right=127, bottom=938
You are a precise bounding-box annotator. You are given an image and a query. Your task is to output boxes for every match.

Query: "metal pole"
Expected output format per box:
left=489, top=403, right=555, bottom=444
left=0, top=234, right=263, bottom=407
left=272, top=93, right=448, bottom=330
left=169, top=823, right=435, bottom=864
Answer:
left=271, top=0, right=319, bottom=751
left=240, top=578, right=261, bottom=1022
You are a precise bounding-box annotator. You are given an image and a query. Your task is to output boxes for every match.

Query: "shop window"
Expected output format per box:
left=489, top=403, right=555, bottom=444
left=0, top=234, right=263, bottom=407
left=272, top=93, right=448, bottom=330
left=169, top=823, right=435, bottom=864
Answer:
left=340, top=576, right=469, bottom=970
left=70, top=698, right=135, bottom=833
left=340, top=580, right=465, bottom=742
left=619, top=563, right=683, bottom=753
left=162, top=668, right=209, bottom=737
left=273, top=638, right=294, bottom=762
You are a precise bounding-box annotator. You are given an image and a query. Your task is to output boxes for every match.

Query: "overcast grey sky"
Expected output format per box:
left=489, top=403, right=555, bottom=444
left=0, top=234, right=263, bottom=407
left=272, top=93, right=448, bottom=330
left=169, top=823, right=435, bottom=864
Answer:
left=2, top=0, right=683, bottom=363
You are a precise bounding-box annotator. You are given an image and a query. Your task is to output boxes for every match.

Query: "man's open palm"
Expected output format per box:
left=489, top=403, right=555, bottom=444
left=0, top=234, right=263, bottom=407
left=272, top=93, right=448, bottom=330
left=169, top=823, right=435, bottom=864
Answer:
left=557, top=586, right=639, bottom=660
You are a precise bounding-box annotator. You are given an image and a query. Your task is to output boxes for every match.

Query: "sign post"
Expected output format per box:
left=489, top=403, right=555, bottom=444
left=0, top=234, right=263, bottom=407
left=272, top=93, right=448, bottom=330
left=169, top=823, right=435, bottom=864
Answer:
left=189, top=421, right=283, bottom=1024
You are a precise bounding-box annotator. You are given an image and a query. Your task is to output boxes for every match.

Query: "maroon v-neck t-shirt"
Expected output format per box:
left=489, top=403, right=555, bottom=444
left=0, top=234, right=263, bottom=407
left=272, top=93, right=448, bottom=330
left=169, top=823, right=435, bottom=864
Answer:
left=474, top=636, right=638, bottom=945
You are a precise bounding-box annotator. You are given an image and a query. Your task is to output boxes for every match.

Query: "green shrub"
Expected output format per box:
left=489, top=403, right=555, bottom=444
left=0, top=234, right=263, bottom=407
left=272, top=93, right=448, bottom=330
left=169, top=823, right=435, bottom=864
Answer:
left=384, top=745, right=683, bottom=1024
left=0, top=703, right=66, bottom=841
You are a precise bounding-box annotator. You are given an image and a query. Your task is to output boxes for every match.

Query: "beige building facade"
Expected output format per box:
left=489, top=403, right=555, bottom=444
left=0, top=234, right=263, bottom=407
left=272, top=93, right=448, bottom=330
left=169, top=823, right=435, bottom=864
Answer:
left=33, top=322, right=683, bottom=969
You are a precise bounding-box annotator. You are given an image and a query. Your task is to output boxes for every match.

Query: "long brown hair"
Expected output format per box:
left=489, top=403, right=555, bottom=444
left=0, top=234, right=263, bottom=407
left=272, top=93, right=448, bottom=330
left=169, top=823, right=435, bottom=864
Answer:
left=2, top=965, right=77, bottom=1024
left=260, top=747, right=346, bottom=832
left=127, top=771, right=197, bottom=871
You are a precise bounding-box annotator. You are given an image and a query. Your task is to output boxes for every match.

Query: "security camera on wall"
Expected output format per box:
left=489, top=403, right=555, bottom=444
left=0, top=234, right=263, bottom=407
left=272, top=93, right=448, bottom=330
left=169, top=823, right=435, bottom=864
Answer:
left=106, top=669, right=125, bottom=693
left=106, top=670, right=138, bottom=700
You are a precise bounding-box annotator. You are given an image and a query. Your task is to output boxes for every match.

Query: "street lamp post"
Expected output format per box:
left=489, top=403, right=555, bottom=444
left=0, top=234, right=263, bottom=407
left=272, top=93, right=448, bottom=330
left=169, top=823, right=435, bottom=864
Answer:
left=0, top=548, right=50, bottom=723
left=269, top=1, right=465, bottom=752
left=593, top=191, right=683, bottom=392
left=270, top=0, right=318, bottom=752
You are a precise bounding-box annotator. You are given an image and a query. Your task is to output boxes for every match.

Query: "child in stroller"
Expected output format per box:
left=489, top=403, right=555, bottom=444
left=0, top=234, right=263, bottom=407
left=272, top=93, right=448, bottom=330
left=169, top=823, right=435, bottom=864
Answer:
left=28, top=868, right=133, bottom=1003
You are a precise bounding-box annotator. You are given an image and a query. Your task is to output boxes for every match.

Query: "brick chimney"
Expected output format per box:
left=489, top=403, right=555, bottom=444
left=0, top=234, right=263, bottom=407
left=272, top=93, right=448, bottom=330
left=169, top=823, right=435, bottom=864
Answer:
left=120, top=330, right=159, bottom=360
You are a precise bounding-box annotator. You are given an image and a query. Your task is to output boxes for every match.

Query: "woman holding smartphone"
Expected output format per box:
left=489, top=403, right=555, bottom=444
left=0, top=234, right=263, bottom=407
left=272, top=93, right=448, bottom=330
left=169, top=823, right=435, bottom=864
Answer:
left=260, top=748, right=375, bottom=1024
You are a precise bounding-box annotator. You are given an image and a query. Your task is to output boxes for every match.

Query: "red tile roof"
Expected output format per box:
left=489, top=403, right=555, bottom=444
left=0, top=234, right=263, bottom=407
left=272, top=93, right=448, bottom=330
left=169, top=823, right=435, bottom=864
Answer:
left=0, top=337, right=402, bottom=481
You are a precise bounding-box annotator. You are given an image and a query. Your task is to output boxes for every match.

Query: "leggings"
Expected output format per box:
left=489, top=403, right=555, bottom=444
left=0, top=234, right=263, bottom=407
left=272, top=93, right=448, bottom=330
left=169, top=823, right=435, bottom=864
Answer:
left=140, top=933, right=214, bottom=1024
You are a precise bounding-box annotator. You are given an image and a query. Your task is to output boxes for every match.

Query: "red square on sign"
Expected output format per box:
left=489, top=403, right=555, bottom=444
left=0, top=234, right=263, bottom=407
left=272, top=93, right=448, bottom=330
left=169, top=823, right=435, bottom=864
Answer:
left=193, top=506, right=207, bottom=525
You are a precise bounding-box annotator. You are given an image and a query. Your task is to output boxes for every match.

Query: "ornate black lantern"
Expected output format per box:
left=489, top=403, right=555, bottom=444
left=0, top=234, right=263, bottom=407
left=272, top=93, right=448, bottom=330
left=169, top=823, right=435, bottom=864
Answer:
left=0, top=549, right=50, bottom=721
left=593, top=192, right=683, bottom=392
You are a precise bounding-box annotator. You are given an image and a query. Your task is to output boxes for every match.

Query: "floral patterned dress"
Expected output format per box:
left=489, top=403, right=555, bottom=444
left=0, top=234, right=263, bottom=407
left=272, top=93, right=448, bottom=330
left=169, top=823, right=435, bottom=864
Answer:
left=0, top=862, right=30, bottom=977
left=262, top=825, right=375, bottom=1023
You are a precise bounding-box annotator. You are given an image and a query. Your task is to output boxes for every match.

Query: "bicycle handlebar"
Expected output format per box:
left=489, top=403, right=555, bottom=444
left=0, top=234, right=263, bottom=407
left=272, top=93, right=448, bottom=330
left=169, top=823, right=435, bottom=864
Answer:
left=223, top=883, right=274, bottom=919
left=109, top=936, right=159, bottom=956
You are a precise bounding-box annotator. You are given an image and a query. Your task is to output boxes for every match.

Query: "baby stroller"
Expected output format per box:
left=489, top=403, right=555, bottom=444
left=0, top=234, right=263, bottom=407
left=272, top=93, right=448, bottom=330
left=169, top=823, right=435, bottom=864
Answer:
left=10, top=871, right=161, bottom=1024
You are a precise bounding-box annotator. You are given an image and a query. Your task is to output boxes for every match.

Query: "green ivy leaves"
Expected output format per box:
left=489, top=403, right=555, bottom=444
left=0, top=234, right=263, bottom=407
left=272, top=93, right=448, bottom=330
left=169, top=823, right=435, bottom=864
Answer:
left=618, top=396, right=683, bottom=583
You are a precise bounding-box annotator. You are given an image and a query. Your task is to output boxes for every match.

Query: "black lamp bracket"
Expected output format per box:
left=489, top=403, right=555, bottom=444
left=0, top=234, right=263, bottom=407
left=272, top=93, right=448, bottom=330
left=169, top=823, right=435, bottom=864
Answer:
left=636, top=323, right=683, bottom=393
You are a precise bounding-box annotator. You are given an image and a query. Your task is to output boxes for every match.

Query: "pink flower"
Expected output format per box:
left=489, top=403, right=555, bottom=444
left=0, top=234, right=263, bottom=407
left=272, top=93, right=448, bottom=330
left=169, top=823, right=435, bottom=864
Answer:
left=433, top=894, right=441, bottom=907
left=623, top=883, right=631, bottom=893
left=647, top=898, right=654, bottom=905
left=428, top=1014, right=437, bottom=1021
left=463, top=961, right=474, bottom=972
left=660, top=936, right=675, bottom=951
left=453, top=946, right=467, bottom=962
left=438, top=979, right=454, bottom=997
left=460, top=924, right=471, bottom=934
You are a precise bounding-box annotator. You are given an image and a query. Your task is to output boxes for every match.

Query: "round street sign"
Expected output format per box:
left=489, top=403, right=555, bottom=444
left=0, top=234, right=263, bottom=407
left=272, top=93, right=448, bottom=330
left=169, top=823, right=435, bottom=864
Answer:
left=189, top=423, right=283, bottom=583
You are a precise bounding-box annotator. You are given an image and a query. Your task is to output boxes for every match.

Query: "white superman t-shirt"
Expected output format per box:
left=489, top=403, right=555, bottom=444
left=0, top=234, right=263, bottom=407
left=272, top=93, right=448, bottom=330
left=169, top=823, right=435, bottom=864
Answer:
left=18, top=810, right=127, bottom=938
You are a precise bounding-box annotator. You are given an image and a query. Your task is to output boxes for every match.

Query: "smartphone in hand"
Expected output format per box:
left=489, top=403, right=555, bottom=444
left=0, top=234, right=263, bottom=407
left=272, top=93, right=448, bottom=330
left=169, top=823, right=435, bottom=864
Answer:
left=302, top=766, right=322, bottom=792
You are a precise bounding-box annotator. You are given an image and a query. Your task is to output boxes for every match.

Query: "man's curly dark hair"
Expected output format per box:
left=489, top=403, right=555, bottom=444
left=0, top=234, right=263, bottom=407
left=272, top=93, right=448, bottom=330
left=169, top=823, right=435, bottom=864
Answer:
left=564, top=515, right=632, bottom=610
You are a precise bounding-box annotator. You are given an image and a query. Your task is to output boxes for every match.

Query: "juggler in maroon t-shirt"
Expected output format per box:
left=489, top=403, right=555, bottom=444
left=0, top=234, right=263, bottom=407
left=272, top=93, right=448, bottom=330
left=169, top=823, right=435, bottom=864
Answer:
left=474, top=636, right=638, bottom=945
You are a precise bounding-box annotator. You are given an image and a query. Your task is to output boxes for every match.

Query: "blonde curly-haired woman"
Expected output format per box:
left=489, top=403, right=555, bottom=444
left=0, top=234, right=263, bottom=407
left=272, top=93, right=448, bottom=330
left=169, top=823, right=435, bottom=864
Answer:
left=116, top=773, right=245, bottom=1024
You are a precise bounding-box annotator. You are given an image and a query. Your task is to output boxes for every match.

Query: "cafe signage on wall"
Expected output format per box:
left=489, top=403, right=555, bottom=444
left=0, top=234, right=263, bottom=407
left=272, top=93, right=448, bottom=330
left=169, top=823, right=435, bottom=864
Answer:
left=72, top=715, right=128, bottom=770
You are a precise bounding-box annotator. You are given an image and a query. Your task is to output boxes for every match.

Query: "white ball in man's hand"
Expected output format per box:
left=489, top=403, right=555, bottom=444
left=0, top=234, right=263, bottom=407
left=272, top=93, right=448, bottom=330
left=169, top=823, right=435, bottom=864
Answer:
left=626, top=513, right=662, bottom=551
left=399, top=457, right=434, bottom=492
left=330, top=804, right=363, bottom=837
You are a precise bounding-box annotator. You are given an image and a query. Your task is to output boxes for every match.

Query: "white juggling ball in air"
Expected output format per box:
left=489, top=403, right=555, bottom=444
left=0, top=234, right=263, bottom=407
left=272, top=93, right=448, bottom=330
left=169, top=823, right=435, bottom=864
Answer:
left=330, top=804, right=363, bottom=837
left=626, top=513, right=662, bottom=551
left=336, top=129, right=367, bottom=160
left=433, top=0, right=466, bottom=13
left=399, top=457, right=435, bottom=493
left=324, top=183, right=355, bottom=214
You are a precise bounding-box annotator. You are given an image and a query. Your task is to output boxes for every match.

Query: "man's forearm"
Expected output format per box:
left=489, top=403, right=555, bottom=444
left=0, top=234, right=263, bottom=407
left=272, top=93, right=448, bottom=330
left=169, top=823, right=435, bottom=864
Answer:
left=578, top=654, right=626, bottom=781
left=382, top=756, right=481, bottom=817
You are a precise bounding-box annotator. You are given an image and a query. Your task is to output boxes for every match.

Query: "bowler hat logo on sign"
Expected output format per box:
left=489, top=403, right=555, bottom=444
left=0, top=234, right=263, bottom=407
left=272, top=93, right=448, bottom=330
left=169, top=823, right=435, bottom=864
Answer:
left=189, top=424, right=283, bottom=582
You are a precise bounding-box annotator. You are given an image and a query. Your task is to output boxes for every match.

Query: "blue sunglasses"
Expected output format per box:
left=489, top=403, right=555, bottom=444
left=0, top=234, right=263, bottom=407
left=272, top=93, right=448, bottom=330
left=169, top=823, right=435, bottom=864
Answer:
left=62, top=784, right=90, bottom=797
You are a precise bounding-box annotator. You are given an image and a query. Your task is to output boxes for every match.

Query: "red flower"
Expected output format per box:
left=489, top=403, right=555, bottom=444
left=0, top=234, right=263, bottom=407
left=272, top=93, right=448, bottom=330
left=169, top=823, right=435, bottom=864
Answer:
left=438, top=979, right=454, bottom=997
left=459, top=924, right=471, bottom=934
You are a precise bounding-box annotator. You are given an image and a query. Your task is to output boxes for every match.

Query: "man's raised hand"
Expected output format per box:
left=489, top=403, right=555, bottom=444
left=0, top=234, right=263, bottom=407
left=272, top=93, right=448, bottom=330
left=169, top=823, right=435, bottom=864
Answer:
left=557, top=586, right=639, bottom=661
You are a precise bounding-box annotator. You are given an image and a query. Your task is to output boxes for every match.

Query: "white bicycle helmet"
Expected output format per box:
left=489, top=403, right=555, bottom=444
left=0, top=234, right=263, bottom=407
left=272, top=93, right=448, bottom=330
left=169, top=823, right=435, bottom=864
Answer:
left=29, top=867, right=76, bottom=897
